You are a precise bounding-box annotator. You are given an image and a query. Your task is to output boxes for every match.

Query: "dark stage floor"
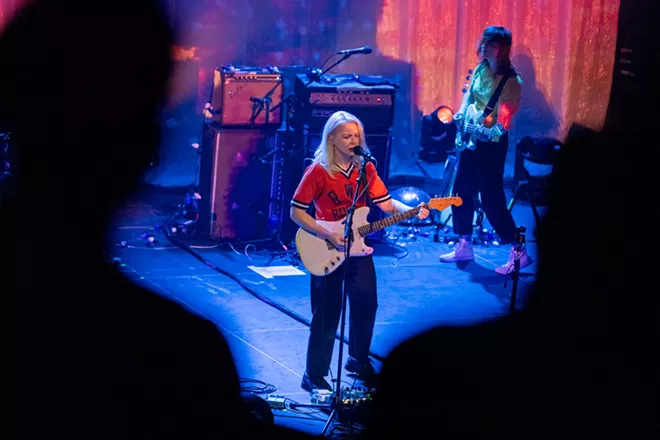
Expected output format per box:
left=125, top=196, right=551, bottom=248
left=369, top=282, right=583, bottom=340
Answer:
left=107, top=180, right=542, bottom=437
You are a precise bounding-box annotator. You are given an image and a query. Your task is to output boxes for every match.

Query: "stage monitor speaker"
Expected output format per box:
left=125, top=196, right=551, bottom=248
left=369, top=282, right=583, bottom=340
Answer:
left=197, top=124, right=281, bottom=242
left=302, top=131, right=393, bottom=241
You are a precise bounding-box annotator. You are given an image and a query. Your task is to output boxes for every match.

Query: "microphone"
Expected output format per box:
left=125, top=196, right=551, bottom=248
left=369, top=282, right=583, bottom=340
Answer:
left=336, top=45, right=373, bottom=55
left=351, top=146, right=376, bottom=163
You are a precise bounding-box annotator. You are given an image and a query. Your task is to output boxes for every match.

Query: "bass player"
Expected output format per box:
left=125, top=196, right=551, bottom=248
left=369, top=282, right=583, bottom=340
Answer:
left=439, top=25, right=533, bottom=275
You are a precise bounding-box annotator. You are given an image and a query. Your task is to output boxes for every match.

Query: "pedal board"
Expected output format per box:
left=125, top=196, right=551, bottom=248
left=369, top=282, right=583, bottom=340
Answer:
left=312, top=387, right=374, bottom=422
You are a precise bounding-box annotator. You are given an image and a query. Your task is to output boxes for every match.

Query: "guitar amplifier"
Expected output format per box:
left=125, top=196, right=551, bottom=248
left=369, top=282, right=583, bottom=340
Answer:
left=292, top=73, right=397, bottom=133
left=208, top=66, right=283, bottom=127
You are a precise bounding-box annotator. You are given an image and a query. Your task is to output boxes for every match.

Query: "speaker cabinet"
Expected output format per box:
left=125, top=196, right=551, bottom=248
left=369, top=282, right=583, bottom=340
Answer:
left=197, top=124, right=281, bottom=241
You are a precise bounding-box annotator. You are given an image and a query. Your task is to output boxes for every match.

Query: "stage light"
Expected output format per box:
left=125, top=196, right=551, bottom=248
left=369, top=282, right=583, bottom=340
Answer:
left=419, top=105, right=457, bottom=163
left=434, top=106, right=454, bottom=124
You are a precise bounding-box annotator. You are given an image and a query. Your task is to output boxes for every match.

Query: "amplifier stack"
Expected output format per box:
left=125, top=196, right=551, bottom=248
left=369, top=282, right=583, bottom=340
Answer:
left=195, top=68, right=399, bottom=244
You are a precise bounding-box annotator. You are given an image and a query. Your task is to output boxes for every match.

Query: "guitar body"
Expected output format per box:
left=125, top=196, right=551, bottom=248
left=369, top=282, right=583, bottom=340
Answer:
left=455, top=103, right=484, bottom=152
left=295, top=197, right=463, bottom=276
left=295, top=206, right=374, bottom=277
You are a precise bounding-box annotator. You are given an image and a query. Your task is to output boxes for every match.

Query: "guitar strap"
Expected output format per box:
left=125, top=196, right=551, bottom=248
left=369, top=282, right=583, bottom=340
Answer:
left=359, top=168, right=372, bottom=206
left=482, top=67, right=516, bottom=118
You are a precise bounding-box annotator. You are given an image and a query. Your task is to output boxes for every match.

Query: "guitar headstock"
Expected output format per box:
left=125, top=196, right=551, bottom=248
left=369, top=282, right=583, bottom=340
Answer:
left=427, top=196, right=463, bottom=211
left=461, top=68, right=474, bottom=94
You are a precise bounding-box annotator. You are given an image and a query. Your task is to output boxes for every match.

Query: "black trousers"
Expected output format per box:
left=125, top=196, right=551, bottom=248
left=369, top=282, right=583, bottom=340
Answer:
left=451, top=134, right=517, bottom=243
left=305, top=255, right=378, bottom=378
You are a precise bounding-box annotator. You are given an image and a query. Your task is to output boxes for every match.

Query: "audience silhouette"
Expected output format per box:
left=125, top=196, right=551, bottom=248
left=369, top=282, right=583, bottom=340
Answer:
left=2, top=1, right=315, bottom=439
left=5, top=2, right=655, bottom=440
left=364, top=120, right=656, bottom=439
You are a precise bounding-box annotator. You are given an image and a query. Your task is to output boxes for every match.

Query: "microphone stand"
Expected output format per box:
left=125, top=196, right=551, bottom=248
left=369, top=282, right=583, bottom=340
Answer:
left=305, top=52, right=353, bottom=87
left=249, top=76, right=281, bottom=125
left=248, top=96, right=271, bottom=125
left=268, top=93, right=297, bottom=126
left=506, top=226, right=526, bottom=313
left=320, top=157, right=369, bottom=436
left=253, top=144, right=280, bottom=164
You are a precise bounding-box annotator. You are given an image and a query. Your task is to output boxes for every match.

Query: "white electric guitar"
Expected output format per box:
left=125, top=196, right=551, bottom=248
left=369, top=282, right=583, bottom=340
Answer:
left=295, top=197, right=463, bottom=276
left=455, top=103, right=486, bottom=152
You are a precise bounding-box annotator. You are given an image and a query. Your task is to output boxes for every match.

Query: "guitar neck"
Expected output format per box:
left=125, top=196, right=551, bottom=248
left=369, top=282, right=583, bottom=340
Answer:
left=357, top=205, right=422, bottom=237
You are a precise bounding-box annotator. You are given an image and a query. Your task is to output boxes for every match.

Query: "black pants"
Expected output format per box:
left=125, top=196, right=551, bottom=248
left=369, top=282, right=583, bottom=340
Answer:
left=306, top=255, right=378, bottom=378
left=451, top=134, right=517, bottom=243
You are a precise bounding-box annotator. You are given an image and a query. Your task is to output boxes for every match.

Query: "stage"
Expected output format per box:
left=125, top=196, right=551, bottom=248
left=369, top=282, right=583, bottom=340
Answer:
left=107, top=179, right=540, bottom=437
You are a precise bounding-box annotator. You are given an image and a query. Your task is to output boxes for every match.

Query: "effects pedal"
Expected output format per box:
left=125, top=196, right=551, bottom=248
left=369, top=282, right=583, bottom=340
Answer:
left=311, top=389, right=333, bottom=404
left=265, top=395, right=287, bottom=410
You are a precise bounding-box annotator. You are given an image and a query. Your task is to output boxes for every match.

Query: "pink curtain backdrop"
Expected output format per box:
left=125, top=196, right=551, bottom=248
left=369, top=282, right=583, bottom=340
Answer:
left=371, top=0, right=620, bottom=146
left=1, top=0, right=620, bottom=185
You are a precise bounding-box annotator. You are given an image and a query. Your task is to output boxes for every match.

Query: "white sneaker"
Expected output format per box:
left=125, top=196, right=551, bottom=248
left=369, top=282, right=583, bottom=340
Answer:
left=439, top=237, right=474, bottom=262
left=495, top=246, right=533, bottom=275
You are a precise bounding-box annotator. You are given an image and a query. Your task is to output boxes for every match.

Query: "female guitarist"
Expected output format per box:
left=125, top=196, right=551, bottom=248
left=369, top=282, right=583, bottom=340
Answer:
left=439, top=25, right=533, bottom=275
left=290, top=110, right=429, bottom=392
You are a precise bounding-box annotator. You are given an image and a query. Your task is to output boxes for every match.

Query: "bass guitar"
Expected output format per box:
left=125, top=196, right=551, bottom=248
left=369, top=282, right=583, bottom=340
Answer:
left=454, top=102, right=487, bottom=152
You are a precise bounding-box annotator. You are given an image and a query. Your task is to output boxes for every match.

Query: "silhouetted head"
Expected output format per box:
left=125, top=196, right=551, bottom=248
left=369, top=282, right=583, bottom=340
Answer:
left=0, top=0, right=173, bottom=224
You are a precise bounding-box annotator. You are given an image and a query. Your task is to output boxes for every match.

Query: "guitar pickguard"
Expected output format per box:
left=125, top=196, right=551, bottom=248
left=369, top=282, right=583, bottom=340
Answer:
left=456, top=103, right=483, bottom=151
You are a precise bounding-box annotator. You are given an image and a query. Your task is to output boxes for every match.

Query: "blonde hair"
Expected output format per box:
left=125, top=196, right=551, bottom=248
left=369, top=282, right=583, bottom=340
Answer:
left=312, top=111, right=370, bottom=178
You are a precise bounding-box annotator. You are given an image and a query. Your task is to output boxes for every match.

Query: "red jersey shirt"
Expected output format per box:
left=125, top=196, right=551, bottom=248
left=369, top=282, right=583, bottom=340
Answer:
left=291, top=161, right=391, bottom=222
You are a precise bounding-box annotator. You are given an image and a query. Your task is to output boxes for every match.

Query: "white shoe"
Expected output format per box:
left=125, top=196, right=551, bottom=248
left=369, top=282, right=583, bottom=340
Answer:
left=439, top=237, right=474, bottom=262
left=495, top=246, right=533, bottom=275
